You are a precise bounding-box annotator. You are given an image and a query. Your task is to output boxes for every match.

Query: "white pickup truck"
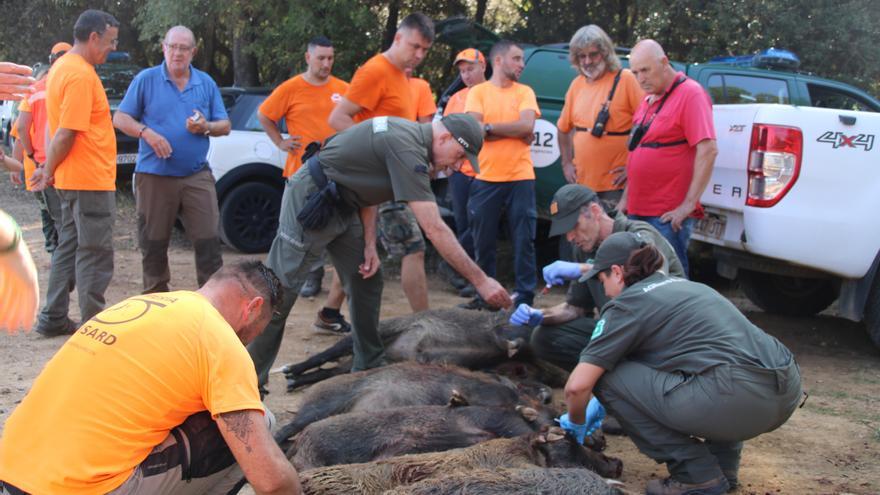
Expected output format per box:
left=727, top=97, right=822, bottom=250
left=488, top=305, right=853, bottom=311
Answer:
left=693, top=104, right=880, bottom=346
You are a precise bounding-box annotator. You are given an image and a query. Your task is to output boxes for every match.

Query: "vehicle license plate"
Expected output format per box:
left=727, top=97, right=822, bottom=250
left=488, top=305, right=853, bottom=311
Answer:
left=117, top=153, right=138, bottom=164
left=694, top=212, right=727, bottom=240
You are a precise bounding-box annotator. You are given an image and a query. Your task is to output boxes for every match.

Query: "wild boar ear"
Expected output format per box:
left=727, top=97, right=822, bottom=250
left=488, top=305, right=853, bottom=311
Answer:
left=516, top=405, right=539, bottom=422
left=506, top=339, right=524, bottom=358
left=546, top=431, right=565, bottom=442
left=447, top=389, right=469, bottom=408
left=532, top=432, right=548, bottom=444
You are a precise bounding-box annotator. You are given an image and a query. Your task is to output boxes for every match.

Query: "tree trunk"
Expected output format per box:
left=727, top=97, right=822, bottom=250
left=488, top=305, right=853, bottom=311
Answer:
left=475, top=0, right=488, bottom=24
left=382, top=0, right=401, bottom=51
left=232, top=25, right=260, bottom=87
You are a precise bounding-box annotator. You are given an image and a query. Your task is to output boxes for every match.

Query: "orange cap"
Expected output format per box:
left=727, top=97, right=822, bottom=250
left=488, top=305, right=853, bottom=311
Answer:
left=51, top=42, right=72, bottom=55
left=454, top=48, right=485, bottom=66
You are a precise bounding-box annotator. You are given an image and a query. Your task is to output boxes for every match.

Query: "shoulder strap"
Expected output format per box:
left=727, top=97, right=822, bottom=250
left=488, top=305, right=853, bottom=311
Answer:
left=606, top=70, right=623, bottom=104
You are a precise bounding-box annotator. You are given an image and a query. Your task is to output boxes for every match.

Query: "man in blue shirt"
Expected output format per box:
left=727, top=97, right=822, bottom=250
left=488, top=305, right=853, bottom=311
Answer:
left=114, top=25, right=231, bottom=293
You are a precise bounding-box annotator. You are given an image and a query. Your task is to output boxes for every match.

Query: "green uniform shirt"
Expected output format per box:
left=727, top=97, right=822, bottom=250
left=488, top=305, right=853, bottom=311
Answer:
left=566, top=214, right=685, bottom=310
left=579, top=272, right=793, bottom=373
left=321, top=116, right=436, bottom=208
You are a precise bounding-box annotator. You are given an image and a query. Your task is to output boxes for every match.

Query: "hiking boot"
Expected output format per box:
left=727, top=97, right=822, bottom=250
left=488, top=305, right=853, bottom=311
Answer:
left=313, top=310, right=351, bottom=335
left=645, top=476, right=730, bottom=495
left=457, top=296, right=499, bottom=312
left=35, top=318, right=78, bottom=338
left=299, top=277, right=322, bottom=298
left=722, top=471, right=738, bottom=492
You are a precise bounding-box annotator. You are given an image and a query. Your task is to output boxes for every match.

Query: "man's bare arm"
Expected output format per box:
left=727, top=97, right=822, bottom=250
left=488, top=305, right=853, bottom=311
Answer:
left=474, top=110, right=536, bottom=140
left=217, top=409, right=301, bottom=495
left=17, top=111, right=34, bottom=159
left=327, top=97, right=363, bottom=132
left=409, top=200, right=511, bottom=309
left=558, top=129, right=576, bottom=183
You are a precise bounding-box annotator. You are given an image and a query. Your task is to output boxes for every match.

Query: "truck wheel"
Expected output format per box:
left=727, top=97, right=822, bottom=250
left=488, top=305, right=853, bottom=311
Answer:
left=738, top=270, right=838, bottom=317
left=863, top=277, right=880, bottom=348
left=219, top=181, right=281, bottom=254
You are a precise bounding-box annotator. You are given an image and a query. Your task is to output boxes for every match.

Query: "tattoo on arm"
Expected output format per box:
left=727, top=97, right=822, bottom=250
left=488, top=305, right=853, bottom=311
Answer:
left=220, top=410, right=255, bottom=453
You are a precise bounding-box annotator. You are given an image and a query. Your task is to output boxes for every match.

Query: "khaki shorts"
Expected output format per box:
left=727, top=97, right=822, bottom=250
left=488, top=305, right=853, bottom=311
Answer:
left=378, top=201, right=425, bottom=258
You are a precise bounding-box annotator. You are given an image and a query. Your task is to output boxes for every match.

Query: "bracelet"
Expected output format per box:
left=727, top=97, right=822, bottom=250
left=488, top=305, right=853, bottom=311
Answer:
left=138, top=125, right=148, bottom=138
left=0, top=213, right=21, bottom=254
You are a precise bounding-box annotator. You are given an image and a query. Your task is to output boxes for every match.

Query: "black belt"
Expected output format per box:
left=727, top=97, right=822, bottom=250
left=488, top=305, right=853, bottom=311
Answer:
left=574, top=126, right=631, bottom=136
left=639, top=139, right=688, bottom=149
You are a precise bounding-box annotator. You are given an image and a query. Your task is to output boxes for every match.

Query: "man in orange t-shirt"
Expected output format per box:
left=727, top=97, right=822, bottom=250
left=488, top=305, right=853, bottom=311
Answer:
left=464, top=40, right=540, bottom=310
left=326, top=12, right=433, bottom=314
left=29, top=10, right=119, bottom=337
left=0, top=261, right=302, bottom=495
left=444, top=48, right=486, bottom=273
left=407, top=68, right=436, bottom=122
left=257, top=36, right=351, bottom=348
left=17, top=43, right=72, bottom=254
left=558, top=25, right=643, bottom=211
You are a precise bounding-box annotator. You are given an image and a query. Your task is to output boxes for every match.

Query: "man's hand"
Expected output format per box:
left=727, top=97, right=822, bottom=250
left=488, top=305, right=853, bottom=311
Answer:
left=9, top=172, right=22, bottom=186
left=277, top=136, right=303, bottom=154
left=359, top=243, right=380, bottom=279
left=475, top=277, right=512, bottom=310
left=510, top=303, right=543, bottom=327
left=28, top=167, right=53, bottom=191
left=584, top=397, right=606, bottom=435
left=659, top=201, right=695, bottom=231
left=522, top=132, right=536, bottom=145
left=610, top=165, right=627, bottom=187
left=143, top=128, right=173, bottom=159
left=562, top=161, right=577, bottom=184
left=0, top=62, right=34, bottom=101
left=543, top=260, right=585, bottom=287
left=185, top=109, right=210, bottom=135
left=556, top=413, right=588, bottom=444
left=0, top=212, right=39, bottom=334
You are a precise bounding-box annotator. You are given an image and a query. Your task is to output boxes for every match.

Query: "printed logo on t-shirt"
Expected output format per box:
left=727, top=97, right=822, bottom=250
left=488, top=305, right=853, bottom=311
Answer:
left=331, top=93, right=343, bottom=103
left=591, top=318, right=605, bottom=341
left=373, top=116, right=389, bottom=133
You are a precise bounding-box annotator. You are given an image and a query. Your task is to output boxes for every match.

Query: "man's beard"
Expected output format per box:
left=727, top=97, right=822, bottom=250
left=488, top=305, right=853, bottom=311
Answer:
left=582, top=60, right=607, bottom=81
left=504, top=67, right=520, bottom=81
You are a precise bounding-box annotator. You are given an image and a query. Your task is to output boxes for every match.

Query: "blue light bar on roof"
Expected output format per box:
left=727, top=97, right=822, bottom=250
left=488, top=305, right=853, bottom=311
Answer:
left=710, top=48, right=800, bottom=71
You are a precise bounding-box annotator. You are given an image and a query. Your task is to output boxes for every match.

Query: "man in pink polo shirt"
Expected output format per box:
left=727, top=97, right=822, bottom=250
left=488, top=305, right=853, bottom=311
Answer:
left=619, top=39, right=717, bottom=276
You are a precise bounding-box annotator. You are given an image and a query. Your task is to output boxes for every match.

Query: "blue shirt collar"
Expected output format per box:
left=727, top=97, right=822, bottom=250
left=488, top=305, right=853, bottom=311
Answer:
left=161, top=62, right=203, bottom=90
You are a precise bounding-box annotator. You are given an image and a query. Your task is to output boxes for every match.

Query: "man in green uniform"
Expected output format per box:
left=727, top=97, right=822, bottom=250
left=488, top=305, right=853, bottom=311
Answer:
left=509, top=184, right=685, bottom=370
left=248, top=113, right=512, bottom=388
left=560, top=232, right=802, bottom=494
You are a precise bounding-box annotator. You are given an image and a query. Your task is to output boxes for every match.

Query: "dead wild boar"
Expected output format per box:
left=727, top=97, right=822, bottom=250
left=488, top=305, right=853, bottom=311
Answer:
left=298, top=427, right=623, bottom=495
left=288, top=405, right=544, bottom=471
left=283, top=308, right=563, bottom=391
left=274, top=362, right=558, bottom=445
left=384, top=467, right=624, bottom=495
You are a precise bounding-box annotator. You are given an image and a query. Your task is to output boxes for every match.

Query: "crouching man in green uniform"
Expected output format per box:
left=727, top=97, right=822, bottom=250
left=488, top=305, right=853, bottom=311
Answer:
left=509, top=184, right=685, bottom=370
left=559, top=232, right=802, bottom=495
left=248, top=113, right=512, bottom=388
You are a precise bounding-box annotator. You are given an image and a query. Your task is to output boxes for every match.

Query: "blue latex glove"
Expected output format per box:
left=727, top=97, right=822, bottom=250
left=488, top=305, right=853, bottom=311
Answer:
left=585, top=397, right=606, bottom=435
left=509, top=303, right=543, bottom=327
left=543, top=261, right=584, bottom=286
left=556, top=413, right=588, bottom=444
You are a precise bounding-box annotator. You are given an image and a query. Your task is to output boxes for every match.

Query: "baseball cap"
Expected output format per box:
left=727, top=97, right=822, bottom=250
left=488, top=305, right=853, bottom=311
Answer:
left=548, top=184, right=599, bottom=237
left=454, top=48, right=485, bottom=66
left=51, top=42, right=72, bottom=55
left=583, top=232, right=648, bottom=280
left=441, top=113, right=483, bottom=173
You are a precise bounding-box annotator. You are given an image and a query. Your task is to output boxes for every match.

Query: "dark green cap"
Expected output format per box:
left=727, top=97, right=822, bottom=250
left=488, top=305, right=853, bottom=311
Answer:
left=548, top=184, right=599, bottom=237
left=584, top=231, right=648, bottom=280
left=441, top=113, right=483, bottom=173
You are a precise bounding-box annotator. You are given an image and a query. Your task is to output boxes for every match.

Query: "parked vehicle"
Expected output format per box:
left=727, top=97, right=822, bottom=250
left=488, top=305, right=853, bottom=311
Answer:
left=0, top=100, right=17, bottom=148
left=436, top=18, right=880, bottom=346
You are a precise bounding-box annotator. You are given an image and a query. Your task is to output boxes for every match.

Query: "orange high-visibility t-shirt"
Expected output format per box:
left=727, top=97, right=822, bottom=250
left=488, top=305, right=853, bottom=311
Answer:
left=444, top=86, right=476, bottom=177
left=408, top=77, right=436, bottom=121
left=557, top=69, right=643, bottom=192
left=0, top=291, right=264, bottom=495
left=17, top=78, right=50, bottom=189
left=259, top=74, right=349, bottom=177
left=346, top=54, right=415, bottom=122
left=464, top=81, right=540, bottom=182
left=46, top=52, right=116, bottom=191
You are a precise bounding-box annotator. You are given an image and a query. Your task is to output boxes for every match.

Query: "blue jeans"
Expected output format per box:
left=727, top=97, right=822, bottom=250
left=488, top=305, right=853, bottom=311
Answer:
left=469, top=179, right=537, bottom=299
left=628, top=215, right=694, bottom=276
left=448, top=171, right=475, bottom=258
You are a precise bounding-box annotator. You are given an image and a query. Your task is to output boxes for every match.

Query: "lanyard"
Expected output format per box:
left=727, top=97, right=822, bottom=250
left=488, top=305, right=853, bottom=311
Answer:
left=637, top=76, right=686, bottom=128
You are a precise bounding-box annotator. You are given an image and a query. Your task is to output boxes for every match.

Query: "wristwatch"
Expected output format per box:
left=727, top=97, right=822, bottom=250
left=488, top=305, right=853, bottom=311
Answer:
left=483, top=123, right=493, bottom=135
left=203, top=123, right=211, bottom=136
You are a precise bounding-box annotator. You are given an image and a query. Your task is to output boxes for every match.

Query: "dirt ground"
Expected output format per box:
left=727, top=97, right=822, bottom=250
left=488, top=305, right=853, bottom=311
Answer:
left=1, top=177, right=878, bottom=495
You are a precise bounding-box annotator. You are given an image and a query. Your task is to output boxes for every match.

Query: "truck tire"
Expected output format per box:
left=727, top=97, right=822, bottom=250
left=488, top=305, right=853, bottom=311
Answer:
left=219, top=181, right=281, bottom=254
left=863, top=277, right=880, bottom=348
left=738, top=270, right=838, bottom=317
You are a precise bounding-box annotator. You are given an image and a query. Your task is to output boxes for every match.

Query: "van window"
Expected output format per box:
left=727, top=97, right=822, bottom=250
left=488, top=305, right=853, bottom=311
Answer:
left=807, top=84, right=878, bottom=112
left=707, top=74, right=790, bottom=105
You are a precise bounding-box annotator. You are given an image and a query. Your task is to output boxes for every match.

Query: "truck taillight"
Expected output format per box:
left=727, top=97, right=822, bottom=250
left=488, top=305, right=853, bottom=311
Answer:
left=746, top=124, right=802, bottom=207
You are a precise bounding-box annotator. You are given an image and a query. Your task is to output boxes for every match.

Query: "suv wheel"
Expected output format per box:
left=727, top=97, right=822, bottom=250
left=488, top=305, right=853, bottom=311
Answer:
left=738, top=270, right=838, bottom=317
left=219, top=181, right=281, bottom=253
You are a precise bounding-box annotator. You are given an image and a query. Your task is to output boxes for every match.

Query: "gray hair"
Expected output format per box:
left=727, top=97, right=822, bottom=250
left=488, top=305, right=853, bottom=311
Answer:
left=568, top=25, right=621, bottom=73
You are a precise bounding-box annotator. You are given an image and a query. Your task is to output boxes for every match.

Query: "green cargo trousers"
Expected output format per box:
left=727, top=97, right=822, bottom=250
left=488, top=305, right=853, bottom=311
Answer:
left=247, top=166, right=384, bottom=387
left=594, top=358, right=802, bottom=484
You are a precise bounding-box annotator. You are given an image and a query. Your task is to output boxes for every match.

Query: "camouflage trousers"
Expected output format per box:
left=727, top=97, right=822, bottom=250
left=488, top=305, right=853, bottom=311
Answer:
left=377, top=201, right=425, bottom=258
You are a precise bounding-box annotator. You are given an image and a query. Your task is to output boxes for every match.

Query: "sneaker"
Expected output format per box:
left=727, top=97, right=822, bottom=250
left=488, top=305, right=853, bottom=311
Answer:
left=645, top=476, right=730, bottom=495
left=299, top=277, right=322, bottom=298
left=35, top=318, right=78, bottom=338
left=457, top=296, right=499, bottom=312
left=313, top=310, right=352, bottom=334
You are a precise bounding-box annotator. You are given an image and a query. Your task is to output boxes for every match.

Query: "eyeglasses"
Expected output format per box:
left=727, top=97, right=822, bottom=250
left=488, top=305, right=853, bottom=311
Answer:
left=164, top=43, right=194, bottom=53
left=581, top=50, right=604, bottom=61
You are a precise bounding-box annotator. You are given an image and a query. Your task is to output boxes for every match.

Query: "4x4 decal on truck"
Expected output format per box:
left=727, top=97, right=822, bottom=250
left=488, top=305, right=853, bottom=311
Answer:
left=816, top=131, right=875, bottom=151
